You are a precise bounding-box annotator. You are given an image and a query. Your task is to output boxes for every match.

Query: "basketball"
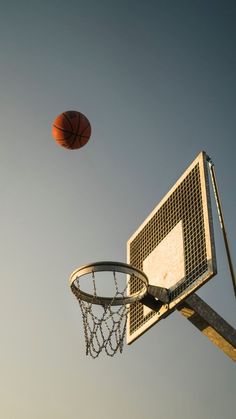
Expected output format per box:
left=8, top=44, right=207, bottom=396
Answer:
left=52, top=110, right=91, bottom=150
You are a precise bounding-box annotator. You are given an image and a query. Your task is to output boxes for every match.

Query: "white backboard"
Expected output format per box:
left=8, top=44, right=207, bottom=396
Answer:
left=127, top=151, right=217, bottom=344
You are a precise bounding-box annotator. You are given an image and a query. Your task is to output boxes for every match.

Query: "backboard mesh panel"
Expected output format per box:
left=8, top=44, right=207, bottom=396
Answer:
left=129, top=163, right=208, bottom=335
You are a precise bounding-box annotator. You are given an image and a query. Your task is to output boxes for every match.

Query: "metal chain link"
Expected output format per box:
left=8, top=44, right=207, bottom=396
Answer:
left=72, top=272, right=134, bottom=358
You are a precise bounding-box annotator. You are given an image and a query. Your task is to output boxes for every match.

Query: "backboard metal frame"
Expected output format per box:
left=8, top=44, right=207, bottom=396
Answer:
left=127, top=151, right=217, bottom=344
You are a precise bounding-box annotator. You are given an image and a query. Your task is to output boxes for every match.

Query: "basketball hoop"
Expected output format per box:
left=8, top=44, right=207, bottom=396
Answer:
left=69, top=261, right=148, bottom=358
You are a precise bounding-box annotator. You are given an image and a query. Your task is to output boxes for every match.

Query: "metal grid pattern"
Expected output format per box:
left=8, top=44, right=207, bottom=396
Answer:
left=129, top=161, right=210, bottom=336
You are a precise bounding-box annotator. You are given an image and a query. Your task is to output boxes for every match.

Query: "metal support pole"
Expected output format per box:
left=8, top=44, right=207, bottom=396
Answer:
left=207, top=155, right=236, bottom=298
left=177, top=293, right=236, bottom=361
left=142, top=293, right=236, bottom=361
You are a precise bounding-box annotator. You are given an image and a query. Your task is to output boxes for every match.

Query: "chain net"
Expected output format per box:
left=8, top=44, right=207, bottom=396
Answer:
left=72, top=271, right=131, bottom=358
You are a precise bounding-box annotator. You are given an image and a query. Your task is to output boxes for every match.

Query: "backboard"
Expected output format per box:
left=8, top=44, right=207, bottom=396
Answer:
left=127, top=151, right=217, bottom=344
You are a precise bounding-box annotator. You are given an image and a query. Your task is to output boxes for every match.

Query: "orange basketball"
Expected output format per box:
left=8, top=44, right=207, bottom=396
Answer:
left=52, top=110, right=91, bottom=150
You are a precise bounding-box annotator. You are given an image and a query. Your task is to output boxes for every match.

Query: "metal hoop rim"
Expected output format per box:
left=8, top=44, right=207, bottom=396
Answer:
left=69, top=261, right=149, bottom=306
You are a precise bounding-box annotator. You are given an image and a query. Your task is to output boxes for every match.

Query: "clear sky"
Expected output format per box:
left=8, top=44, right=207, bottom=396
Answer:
left=0, top=0, right=235, bottom=418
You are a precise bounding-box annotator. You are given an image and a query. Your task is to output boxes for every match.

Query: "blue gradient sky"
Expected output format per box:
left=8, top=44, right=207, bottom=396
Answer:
left=0, top=1, right=235, bottom=418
